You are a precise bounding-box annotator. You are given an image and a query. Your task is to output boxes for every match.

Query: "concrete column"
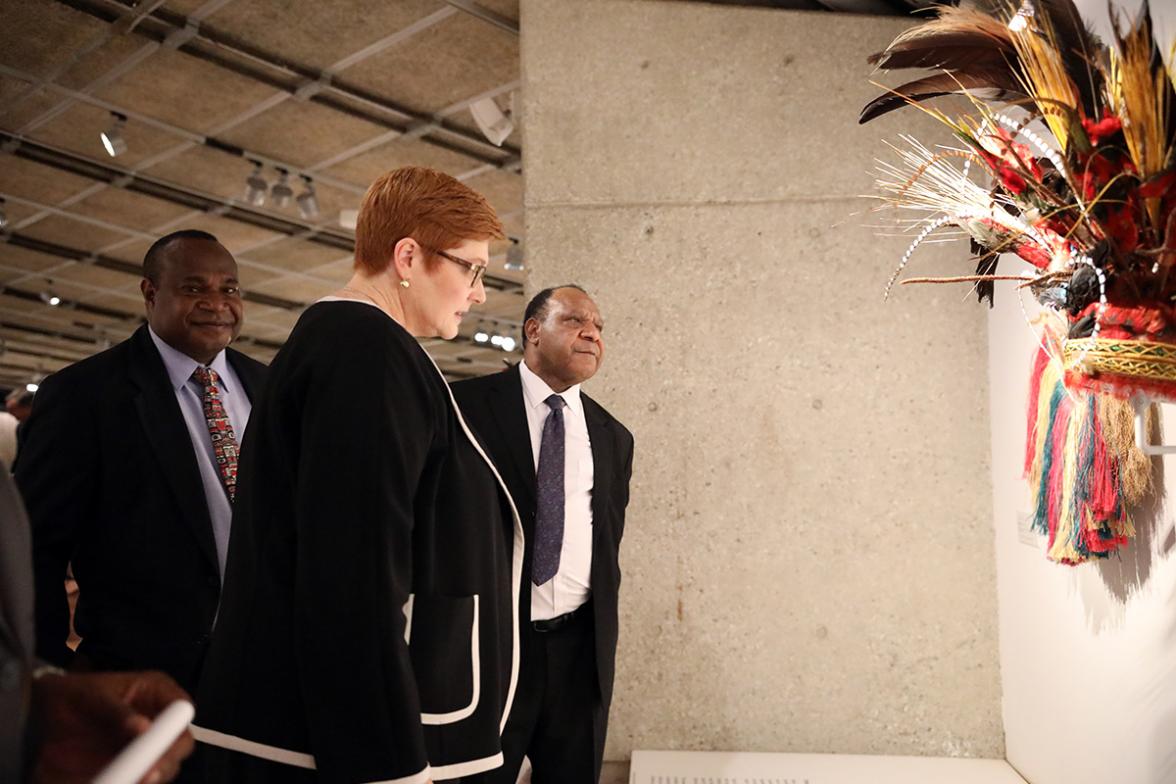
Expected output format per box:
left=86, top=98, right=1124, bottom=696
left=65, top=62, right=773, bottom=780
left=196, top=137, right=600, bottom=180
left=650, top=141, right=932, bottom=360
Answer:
left=521, top=0, right=1002, bottom=763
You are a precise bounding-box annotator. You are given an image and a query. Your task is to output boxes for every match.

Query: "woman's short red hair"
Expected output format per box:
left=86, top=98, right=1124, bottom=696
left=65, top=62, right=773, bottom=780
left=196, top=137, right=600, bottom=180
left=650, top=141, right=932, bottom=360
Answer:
left=354, top=166, right=505, bottom=275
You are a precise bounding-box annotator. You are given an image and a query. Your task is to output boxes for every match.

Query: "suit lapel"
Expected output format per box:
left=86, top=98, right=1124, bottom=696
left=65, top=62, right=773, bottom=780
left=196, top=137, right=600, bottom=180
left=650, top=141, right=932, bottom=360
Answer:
left=584, top=395, right=613, bottom=550
left=488, top=365, right=537, bottom=515
left=128, top=327, right=220, bottom=572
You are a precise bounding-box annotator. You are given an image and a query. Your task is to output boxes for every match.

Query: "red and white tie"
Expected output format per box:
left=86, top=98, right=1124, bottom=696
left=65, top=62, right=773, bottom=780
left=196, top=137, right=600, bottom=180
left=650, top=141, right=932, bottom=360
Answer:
left=191, top=366, right=240, bottom=501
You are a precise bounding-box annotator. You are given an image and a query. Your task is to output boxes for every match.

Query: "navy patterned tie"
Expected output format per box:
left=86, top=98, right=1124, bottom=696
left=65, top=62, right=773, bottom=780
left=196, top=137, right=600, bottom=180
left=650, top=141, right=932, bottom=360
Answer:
left=533, top=394, right=566, bottom=585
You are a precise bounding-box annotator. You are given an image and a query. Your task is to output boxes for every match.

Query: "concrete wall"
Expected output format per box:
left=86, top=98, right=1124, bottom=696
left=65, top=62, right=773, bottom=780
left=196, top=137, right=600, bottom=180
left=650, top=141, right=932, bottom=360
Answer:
left=521, top=0, right=1002, bottom=763
left=988, top=287, right=1176, bottom=784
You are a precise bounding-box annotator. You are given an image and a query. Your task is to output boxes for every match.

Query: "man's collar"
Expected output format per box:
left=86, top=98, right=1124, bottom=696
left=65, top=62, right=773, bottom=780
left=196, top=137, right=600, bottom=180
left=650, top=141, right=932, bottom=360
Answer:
left=147, top=326, right=231, bottom=393
left=519, top=358, right=582, bottom=415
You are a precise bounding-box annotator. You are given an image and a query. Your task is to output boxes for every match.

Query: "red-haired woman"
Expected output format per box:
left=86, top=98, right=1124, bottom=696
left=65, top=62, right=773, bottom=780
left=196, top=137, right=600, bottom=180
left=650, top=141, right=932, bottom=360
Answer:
left=195, top=167, right=523, bottom=783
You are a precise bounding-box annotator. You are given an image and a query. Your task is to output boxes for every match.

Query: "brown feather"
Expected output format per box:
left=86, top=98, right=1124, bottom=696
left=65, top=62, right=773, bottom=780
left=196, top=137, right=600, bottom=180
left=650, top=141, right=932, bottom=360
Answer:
left=859, top=69, right=1025, bottom=124
left=868, top=7, right=1019, bottom=73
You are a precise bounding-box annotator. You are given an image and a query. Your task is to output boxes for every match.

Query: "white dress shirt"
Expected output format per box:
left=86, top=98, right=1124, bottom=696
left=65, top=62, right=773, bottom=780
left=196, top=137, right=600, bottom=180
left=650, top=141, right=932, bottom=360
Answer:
left=148, top=327, right=251, bottom=576
left=519, top=358, right=594, bottom=620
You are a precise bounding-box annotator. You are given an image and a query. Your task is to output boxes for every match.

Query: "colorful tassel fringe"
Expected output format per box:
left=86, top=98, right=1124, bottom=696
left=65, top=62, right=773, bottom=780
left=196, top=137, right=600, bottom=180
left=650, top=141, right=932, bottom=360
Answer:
left=1023, top=345, right=1148, bottom=565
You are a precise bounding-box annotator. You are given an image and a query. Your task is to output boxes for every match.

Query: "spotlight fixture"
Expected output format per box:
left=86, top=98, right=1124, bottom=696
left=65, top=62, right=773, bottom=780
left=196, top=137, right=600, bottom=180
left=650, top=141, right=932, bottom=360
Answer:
left=469, top=97, right=513, bottom=147
left=25, top=382, right=39, bottom=393
left=39, top=285, right=62, bottom=307
left=244, top=161, right=268, bottom=206
left=474, top=331, right=490, bottom=344
left=296, top=176, right=320, bottom=220
left=100, top=112, right=128, bottom=157
left=489, top=334, right=504, bottom=347
left=504, top=239, right=524, bottom=271
left=271, top=169, right=294, bottom=209
left=500, top=336, right=517, bottom=352
left=0, top=198, right=7, bottom=230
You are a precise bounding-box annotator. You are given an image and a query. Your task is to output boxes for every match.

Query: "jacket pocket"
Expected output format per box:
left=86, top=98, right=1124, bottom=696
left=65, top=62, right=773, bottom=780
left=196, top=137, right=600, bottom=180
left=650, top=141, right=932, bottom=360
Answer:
left=405, top=593, right=480, bottom=725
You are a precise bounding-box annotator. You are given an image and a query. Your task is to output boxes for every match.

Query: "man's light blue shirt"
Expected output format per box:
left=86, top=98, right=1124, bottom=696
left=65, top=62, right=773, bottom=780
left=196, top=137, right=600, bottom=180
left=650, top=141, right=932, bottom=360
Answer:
left=148, top=326, right=251, bottom=576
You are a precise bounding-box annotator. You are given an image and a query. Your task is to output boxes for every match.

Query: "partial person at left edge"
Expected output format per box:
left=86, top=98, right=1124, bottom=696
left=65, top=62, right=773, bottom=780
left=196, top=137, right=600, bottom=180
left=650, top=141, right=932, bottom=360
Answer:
left=13, top=229, right=267, bottom=697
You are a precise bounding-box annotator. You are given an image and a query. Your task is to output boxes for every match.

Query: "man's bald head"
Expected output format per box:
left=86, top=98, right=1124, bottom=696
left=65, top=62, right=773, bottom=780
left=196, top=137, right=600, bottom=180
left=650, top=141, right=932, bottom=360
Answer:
left=143, top=229, right=220, bottom=284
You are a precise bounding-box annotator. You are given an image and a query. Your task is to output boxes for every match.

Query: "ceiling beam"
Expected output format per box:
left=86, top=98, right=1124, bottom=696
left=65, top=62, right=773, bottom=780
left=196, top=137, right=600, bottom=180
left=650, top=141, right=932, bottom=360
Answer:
left=4, top=232, right=305, bottom=312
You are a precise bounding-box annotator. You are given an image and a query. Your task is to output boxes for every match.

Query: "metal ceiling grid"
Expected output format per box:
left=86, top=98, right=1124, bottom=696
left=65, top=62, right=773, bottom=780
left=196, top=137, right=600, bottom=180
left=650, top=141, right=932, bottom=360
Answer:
left=0, top=0, right=526, bottom=386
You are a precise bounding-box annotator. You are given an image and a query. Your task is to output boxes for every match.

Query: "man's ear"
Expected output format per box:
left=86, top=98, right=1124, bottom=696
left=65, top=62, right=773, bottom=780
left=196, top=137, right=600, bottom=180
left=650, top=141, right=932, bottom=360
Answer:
left=140, top=278, right=156, bottom=308
left=524, top=317, right=541, bottom=345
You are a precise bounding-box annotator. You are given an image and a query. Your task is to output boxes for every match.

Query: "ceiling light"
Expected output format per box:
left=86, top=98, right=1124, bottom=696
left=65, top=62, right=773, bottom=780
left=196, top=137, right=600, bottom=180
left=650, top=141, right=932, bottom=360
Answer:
left=489, top=334, right=504, bottom=346
left=271, top=169, right=294, bottom=209
left=469, top=97, right=513, bottom=147
left=244, top=161, right=268, bottom=206
left=500, top=336, right=517, bottom=352
left=40, top=287, right=62, bottom=307
left=474, top=331, right=490, bottom=343
left=100, top=112, right=128, bottom=157
left=296, top=176, right=320, bottom=220
left=25, top=382, right=39, bottom=393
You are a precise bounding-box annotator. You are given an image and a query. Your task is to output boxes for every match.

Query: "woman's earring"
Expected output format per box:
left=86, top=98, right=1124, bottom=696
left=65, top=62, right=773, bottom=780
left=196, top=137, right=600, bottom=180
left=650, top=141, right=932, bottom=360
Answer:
left=400, top=279, right=410, bottom=288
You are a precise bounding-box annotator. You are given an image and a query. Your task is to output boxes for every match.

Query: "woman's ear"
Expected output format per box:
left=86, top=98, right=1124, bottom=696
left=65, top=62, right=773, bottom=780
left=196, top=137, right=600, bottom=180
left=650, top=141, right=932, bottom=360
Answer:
left=390, top=237, right=419, bottom=283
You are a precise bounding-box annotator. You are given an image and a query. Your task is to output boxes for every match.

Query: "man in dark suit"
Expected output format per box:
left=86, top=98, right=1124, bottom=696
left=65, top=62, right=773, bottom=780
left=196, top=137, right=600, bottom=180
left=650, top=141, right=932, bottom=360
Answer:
left=453, top=285, right=634, bottom=784
left=14, top=229, right=267, bottom=695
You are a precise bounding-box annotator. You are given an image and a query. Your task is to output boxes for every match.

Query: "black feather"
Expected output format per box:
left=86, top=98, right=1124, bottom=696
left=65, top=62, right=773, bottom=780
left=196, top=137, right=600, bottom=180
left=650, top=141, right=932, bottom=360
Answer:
left=973, top=240, right=999, bottom=308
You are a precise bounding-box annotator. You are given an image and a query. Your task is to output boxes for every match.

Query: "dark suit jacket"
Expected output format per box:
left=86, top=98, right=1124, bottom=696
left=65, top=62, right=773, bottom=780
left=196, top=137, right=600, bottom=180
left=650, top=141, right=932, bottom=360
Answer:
left=13, top=325, right=267, bottom=691
left=451, top=363, right=634, bottom=713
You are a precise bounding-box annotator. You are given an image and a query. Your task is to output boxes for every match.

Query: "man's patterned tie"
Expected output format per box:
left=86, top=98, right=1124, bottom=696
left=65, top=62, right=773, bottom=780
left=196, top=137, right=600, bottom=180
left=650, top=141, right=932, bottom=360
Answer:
left=533, top=394, right=566, bottom=585
left=191, top=366, right=240, bottom=502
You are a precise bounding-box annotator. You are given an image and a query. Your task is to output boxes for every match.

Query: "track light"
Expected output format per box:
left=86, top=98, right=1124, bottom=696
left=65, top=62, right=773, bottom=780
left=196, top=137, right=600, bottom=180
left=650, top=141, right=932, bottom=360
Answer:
left=296, top=176, right=320, bottom=220
left=505, top=239, right=524, bottom=271
left=40, top=289, right=61, bottom=307
left=100, top=112, right=128, bottom=157
left=244, top=161, right=268, bottom=206
left=25, top=382, right=39, bottom=393
left=271, top=169, right=294, bottom=209
left=474, top=331, right=490, bottom=343
left=469, top=97, right=513, bottom=147
left=500, top=336, right=517, bottom=352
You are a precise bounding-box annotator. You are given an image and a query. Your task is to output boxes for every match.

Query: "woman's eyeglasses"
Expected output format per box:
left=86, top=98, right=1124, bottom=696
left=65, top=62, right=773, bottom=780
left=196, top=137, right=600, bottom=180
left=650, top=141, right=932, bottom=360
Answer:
left=430, top=248, right=488, bottom=289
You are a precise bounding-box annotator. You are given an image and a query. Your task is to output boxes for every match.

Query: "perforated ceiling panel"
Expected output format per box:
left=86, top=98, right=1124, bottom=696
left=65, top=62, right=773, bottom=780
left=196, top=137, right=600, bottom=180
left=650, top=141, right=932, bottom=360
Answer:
left=0, top=0, right=524, bottom=385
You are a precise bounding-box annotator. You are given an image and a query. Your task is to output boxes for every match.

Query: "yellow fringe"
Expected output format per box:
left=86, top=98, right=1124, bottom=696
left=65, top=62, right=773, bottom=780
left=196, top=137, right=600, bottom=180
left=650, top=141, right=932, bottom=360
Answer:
left=1048, top=397, right=1085, bottom=563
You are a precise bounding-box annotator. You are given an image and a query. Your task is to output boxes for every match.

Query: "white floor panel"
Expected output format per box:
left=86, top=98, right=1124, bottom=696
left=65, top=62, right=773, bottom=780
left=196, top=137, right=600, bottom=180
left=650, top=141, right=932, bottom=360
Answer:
left=628, top=750, right=1027, bottom=784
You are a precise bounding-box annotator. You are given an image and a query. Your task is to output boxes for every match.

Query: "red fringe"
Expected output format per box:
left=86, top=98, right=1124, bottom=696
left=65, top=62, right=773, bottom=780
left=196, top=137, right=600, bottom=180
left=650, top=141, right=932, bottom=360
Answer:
left=1065, top=370, right=1176, bottom=403
left=1024, top=345, right=1051, bottom=477
left=1087, top=410, right=1117, bottom=522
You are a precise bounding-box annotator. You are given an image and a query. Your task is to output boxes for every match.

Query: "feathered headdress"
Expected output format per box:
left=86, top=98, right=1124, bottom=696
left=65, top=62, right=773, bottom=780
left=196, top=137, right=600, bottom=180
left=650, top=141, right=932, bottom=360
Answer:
left=863, top=0, right=1176, bottom=564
